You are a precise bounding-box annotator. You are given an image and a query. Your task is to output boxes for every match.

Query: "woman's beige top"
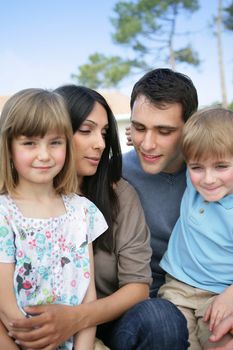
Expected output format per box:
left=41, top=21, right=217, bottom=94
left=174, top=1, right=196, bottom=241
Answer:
left=94, top=178, right=152, bottom=298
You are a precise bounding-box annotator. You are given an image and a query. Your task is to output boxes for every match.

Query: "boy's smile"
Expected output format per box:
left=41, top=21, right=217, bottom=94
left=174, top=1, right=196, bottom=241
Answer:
left=188, top=157, right=233, bottom=202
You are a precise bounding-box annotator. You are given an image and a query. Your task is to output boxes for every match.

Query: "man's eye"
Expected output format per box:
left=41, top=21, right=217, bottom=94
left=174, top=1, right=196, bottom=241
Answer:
left=133, top=125, right=144, bottom=131
left=159, top=129, right=172, bottom=135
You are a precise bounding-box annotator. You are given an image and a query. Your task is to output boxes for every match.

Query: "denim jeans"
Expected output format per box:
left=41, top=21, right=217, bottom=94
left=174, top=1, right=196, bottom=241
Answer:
left=96, top=298, right=189, bottom=350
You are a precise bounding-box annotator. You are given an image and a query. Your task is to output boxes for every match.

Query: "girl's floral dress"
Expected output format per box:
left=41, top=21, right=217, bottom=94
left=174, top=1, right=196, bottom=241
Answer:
left=0, top=193, right=108, bottom=350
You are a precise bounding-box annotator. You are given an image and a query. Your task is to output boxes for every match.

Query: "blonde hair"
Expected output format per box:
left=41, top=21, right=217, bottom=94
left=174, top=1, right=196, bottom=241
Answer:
left=182, top=107, right=233, bottom=162
left=0, top=88, right=78, bottom=194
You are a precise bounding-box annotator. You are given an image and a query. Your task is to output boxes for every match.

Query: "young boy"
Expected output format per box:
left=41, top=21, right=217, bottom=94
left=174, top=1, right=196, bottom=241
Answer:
left=159, top=107, right=233, bottom=349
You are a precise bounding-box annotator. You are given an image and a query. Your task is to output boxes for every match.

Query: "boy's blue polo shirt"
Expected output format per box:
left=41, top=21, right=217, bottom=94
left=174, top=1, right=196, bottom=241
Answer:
left=160, top=173, right=233, bottom=293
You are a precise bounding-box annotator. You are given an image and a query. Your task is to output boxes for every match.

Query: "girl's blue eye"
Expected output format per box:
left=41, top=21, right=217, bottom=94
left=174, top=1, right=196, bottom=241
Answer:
left=51, top=140, right=62, bottom=145
left=216, top=164, right=228, bottom=169
left=23, top=141, right=34, bottom=146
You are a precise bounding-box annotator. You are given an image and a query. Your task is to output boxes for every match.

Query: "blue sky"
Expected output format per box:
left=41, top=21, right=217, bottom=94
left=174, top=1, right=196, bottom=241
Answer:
left=1, top=0, right=232, bottom=107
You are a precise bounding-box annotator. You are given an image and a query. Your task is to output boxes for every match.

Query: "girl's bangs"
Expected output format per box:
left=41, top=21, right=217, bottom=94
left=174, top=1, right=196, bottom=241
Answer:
left=10, top=102, right=69, bottom=138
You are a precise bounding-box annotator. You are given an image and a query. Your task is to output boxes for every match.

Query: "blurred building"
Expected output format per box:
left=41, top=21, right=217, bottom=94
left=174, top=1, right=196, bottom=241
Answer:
left=0, top=96, right=9, bottom=113
left=99, top=90, right=132, bottom=154
left=0, top=91, right=132, bottom=154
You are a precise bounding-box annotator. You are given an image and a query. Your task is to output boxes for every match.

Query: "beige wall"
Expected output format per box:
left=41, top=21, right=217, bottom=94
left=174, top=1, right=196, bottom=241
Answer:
left=116, top=114, right=133, bottom=154
left=0, top=94, right=133, bottom=154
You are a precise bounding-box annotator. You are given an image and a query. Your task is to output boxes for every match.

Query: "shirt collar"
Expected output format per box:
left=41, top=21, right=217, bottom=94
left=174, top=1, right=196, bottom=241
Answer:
left=218, top=194, right=233, bottom=209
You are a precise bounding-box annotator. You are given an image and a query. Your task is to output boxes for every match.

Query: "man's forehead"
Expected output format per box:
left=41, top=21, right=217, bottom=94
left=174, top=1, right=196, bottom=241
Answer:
left=131, top=109, right=184, bottom=129
left=133, top=94, right=177, bottom=109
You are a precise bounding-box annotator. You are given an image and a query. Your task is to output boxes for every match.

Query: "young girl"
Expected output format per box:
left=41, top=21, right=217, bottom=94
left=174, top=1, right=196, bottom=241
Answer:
left=0, top=88, right=108, bottom=350
left=6, top=85, right=153, bottom=350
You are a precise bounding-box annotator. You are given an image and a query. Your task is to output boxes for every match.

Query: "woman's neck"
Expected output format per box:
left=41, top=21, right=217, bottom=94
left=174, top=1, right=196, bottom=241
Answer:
left=77, top=175, right=83, bottom=195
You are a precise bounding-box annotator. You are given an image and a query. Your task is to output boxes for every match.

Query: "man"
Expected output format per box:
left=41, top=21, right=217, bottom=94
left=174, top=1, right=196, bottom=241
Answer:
left=123, top=68, right=198, bottom=296
left=91, top=67, right=197, bottom=349
left=122, top=68, right=233, bottom=350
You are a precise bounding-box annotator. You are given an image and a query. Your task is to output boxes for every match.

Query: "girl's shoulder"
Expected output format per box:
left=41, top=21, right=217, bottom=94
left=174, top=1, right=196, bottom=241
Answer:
left=0, top=193, right=8, bottom=201
left=0, top=194, right=13, bottom=222
left=64, top=193, right=98, bottom=212
left=0, top=193, right=10, bottom=211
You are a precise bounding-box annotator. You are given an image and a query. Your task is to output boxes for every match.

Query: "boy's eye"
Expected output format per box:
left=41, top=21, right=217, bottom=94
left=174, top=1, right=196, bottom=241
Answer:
left=189, top=165, right=202, bottom=171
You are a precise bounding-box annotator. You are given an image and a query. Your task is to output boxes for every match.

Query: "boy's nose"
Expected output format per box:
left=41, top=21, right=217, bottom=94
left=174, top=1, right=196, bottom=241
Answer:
left=204, top=170, right=215, bottom=184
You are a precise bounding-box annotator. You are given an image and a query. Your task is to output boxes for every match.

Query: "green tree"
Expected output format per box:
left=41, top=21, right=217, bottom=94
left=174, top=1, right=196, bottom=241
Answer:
left=71, top=54, right=144, bottom=89
left=223, top=1, right=233, bottom=107
left=223, top=1, right=233, bottom=30
left=72, top=0, right=200, bottom=89
left=228, top=101, right=233, bottom=110
left=215, top=0, right=228, bottom=107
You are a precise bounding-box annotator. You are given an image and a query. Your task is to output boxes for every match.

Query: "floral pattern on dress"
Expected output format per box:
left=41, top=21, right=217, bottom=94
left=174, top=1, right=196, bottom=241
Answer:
left=0, top=193, right=108, bottom=350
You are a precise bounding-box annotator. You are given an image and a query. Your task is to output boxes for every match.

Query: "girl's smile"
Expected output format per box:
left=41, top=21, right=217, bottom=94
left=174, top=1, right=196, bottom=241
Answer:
left=11, top=133, right=67, bottom=188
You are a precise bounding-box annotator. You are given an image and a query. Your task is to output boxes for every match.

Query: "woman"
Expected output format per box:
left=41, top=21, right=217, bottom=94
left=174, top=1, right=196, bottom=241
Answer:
left=5, top=86, right=188, bottom=350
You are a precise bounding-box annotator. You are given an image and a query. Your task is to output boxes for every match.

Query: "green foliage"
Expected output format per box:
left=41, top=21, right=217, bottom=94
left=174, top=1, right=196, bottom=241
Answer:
left=228, top=100, right=233, bottom=110
left=72, top=0, right=200, bottom=88
left=71, top=53, right=145, bottom=89
left=175, top=45, right=200, bottom=65
left=223, top=2, right=233, bottom=30
left=111, top=0, right=199, bottom=48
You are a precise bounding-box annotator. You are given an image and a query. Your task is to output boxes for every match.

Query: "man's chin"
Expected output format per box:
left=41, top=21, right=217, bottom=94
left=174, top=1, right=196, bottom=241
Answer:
left=140, top=160, right=163, bottom=175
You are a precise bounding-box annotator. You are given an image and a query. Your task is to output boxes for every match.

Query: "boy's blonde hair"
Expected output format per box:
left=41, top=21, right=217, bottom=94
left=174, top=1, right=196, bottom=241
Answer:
left=0, top=88, right=78, bottom=194
left=182, top=107, right=233, bottom=162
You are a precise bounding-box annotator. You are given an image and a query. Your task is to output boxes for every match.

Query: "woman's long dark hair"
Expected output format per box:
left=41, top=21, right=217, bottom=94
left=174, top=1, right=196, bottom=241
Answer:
left=55, top=85, right=122, bottom=252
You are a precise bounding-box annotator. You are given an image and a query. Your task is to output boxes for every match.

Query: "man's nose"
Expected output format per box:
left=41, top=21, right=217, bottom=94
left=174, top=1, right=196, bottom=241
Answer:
left=141, top=131, right=157, bottom=150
